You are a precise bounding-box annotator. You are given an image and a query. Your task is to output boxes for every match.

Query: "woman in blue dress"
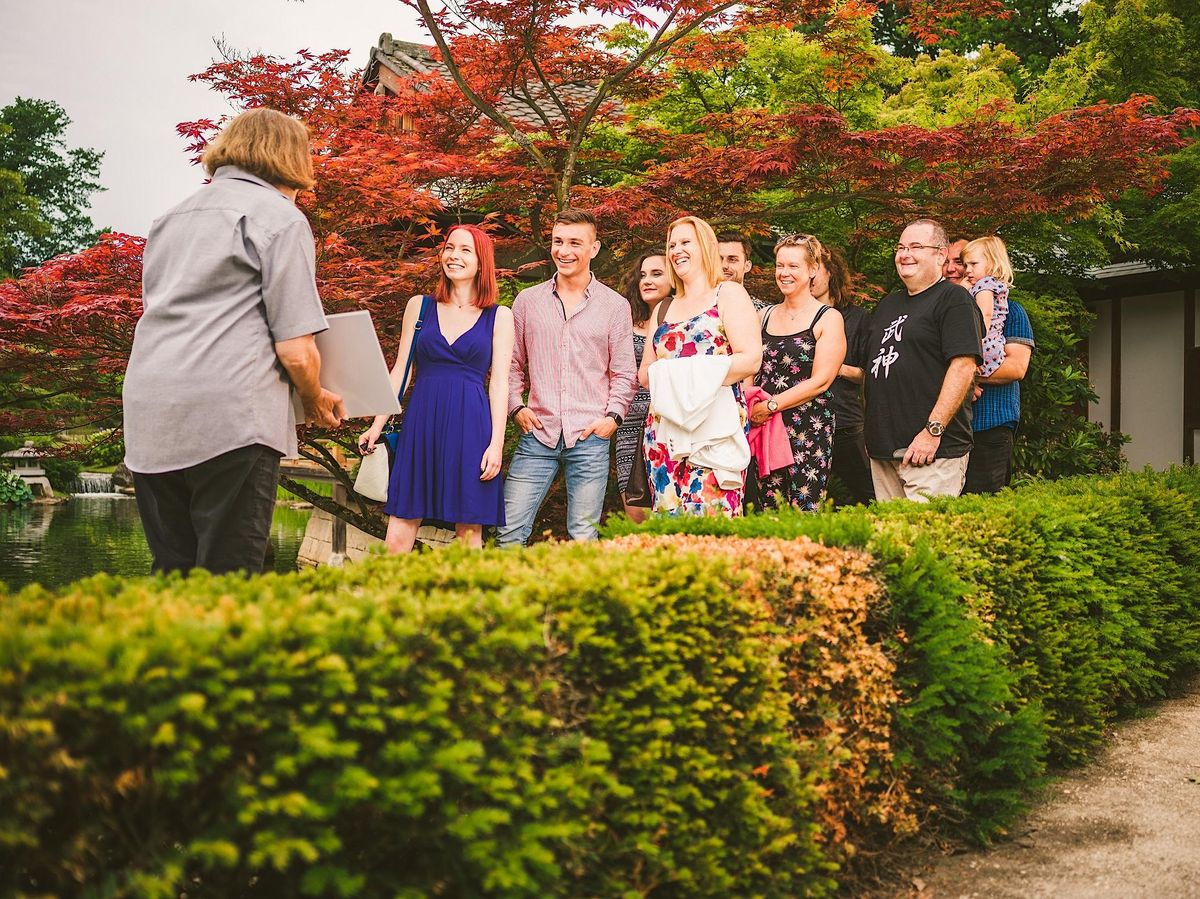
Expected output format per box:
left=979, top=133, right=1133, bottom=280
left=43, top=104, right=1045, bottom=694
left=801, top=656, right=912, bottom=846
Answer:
left=358, top=225, right=514, bottom=552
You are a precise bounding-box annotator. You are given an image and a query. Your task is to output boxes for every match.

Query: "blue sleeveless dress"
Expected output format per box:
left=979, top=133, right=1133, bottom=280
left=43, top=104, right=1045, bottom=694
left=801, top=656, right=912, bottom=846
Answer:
left=384, top=299, right=505, bottom=526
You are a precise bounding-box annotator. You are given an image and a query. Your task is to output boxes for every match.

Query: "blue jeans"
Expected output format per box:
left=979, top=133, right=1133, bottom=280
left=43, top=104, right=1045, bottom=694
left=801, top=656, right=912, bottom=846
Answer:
left=497, top=432, right=610, bottom=546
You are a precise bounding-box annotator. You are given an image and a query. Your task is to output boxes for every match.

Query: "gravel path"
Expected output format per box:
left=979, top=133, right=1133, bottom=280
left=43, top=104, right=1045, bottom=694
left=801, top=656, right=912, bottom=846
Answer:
left=911, top=680, right=1200, bottom=899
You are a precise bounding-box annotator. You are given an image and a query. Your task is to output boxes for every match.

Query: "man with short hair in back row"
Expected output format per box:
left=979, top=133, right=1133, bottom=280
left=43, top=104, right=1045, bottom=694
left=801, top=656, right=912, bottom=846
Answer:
left=944, top=237, right=969, bottom=285
left=864, top=219, right=982, bottom=501
left=943, top=236, right=1036, bottom=493
left=717, top=231, right=769, bottom=309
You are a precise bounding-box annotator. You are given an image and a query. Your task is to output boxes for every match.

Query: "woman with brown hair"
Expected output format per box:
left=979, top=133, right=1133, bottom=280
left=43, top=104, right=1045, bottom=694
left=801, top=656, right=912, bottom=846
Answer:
left=614, top=250, right=672, bottom=522
left=810, top=245, right=875, bottom=505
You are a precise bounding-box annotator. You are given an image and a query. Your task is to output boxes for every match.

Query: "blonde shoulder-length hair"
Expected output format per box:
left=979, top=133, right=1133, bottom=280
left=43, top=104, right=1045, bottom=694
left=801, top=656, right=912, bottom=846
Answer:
left=666, top=215, right=721, bottom=294
left=963, top=235, right=1015, bottom=286
left=201, top=107, right=316, bottom=191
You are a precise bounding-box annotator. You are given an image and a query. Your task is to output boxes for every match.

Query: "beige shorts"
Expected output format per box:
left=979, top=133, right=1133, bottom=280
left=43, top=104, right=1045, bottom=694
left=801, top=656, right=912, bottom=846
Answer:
left=870, top=455, right=969, bottom=503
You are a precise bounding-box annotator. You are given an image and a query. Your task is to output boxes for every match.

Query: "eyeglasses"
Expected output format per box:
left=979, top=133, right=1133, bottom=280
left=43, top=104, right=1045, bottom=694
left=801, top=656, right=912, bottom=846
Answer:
left=894, top=243, right=946, bottom=254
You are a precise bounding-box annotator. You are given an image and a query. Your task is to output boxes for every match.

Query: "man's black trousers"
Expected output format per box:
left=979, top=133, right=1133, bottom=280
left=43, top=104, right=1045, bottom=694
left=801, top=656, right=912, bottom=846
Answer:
left=829, top=426, right=876, bottom=506
left=132, top=443, right=281, bottom=575
left=963, top=426, right=1015, bottom=495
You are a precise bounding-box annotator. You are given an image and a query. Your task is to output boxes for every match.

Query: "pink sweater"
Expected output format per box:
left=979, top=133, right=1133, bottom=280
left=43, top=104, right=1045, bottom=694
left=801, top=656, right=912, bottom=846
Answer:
left=744, top=385, right=795, bottom=476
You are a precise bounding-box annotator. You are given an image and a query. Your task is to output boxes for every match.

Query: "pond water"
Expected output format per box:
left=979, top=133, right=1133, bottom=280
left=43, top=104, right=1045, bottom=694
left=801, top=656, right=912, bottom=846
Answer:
left=0, top=495, right=311, bottom=593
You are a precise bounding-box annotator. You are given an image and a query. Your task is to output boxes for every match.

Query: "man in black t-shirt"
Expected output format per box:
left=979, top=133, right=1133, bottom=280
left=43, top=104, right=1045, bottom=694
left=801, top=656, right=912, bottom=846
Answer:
left=864, top=220, right=982, bottom=501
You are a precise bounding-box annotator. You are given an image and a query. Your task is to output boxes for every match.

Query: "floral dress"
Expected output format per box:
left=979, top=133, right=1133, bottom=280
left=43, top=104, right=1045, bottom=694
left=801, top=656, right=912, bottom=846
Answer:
left=644, top=294, right=747, bottom=517
left=754, top=304, right=836, bottom=511
left=971, top=275, right=1010, bottom=378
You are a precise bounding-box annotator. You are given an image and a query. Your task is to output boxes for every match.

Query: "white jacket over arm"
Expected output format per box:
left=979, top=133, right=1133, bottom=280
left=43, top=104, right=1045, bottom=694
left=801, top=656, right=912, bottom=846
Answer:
left=648, top=355, right=749, bottom=489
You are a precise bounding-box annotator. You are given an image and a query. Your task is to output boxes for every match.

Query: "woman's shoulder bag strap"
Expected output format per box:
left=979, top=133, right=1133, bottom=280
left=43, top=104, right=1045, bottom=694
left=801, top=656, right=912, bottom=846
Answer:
left=399, top=295, right=431, bottom=398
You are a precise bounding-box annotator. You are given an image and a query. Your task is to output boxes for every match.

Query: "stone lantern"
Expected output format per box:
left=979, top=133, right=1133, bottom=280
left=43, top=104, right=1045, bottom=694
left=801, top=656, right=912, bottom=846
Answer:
left=1, top=441, right=53, bottom=497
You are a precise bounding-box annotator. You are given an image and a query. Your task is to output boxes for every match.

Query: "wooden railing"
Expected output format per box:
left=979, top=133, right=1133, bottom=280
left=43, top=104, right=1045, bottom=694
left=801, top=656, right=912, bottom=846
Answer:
left=279, top=461, right=352, bottom=559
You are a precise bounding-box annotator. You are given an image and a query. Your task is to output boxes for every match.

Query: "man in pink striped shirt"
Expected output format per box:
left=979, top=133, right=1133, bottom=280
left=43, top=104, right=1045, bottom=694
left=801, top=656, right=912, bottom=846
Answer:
left=497, top=208, right=638, bottom=545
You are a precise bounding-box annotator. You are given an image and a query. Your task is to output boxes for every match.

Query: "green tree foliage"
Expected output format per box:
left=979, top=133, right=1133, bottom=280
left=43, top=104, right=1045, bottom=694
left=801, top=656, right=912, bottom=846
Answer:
left=1030, top=0, right=1200, bottom=264
left=0, top=97, right=104, bottom=276
left=873, top=0, right=1081, bottom=76
left=1033, top=0, right=1194, bottom=113
left=1116, top=140, right=1200, bottom=264
left=0, top=156, right=48, bottom=276
left=877, top=44, right=1024, bottom=128
left=632, top=22, right=900, bottom=135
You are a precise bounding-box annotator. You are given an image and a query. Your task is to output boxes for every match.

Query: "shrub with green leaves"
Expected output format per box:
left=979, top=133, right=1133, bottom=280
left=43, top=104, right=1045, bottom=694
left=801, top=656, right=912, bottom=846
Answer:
left=608, top=465, right=1200, bottom=841
left=865, top=468, right=1200, bottom=766
left=3, top=467, right=1199, bottom=895
left=1, top=543, right=831, bottom=898
left=0, top=469, right=33, bottom=504
left=608, top=504, right=1044, bottom=840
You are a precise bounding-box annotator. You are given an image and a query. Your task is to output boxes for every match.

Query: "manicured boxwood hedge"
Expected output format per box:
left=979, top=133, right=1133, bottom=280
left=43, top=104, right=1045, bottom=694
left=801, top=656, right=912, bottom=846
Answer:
left=2, top=466, right=1199, bottom=896
left=610, top=466, right=1200, bottom=843
left=1, top=541, right=835, bottom=897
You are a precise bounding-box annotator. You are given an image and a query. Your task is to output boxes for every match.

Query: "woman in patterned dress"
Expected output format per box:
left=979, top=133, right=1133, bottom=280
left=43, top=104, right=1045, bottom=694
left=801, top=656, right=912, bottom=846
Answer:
left=639, top=216, right=763, bottom=517
left=749, top=234, right=847, bottom=511
left=614, top=251, right=672, bottom=522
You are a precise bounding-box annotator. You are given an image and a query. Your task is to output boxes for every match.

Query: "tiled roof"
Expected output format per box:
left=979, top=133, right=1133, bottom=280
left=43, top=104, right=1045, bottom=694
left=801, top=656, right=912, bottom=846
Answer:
left=1086, top=261, right=1162, bottom=280
left=364, top=32, right=600, bottom=129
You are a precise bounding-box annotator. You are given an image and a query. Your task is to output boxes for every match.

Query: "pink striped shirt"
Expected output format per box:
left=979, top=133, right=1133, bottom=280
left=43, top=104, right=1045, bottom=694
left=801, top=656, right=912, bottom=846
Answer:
left=508, top=274, right=638, bottom=449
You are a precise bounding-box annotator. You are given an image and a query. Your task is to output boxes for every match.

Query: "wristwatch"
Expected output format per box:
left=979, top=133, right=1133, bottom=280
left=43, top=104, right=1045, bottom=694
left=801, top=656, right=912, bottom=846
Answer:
left=606, top=411, right=623, bottom=426
left=925, top=420, right=945, bottom=437
left=766, top=399, right=780, bottom=413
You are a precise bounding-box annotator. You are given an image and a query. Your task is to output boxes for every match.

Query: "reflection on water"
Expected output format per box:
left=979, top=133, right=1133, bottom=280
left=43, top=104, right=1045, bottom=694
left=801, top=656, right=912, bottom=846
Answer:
left=0, top=495, right=311, bottom=592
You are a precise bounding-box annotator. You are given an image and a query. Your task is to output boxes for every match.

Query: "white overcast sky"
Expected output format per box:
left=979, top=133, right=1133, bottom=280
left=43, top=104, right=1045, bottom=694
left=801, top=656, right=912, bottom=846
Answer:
left=0, top=0, right=428, bottom=236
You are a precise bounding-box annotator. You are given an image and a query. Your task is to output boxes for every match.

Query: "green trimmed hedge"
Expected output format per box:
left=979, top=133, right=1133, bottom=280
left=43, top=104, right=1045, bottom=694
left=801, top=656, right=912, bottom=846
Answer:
left=609, top=466, right=1200, bottom=840
left=1, top=544, right=831, bottom=897
left=2, top=467, right=1199, bottom=895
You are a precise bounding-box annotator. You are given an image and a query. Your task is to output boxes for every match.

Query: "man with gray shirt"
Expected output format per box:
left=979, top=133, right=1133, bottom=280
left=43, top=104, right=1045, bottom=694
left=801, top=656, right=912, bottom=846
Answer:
left=123, top=108, right=343, bottom=574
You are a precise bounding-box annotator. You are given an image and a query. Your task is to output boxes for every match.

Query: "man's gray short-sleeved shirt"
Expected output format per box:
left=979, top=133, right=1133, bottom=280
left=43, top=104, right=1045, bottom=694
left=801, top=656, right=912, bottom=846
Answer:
left=123, top=166, right=328, bottom=473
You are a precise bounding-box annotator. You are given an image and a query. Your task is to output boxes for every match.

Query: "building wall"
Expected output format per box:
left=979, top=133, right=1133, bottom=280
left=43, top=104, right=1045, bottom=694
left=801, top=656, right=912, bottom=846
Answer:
left=1088, top=299, right=1113, bottom=430
left=1120, top=292, right=1185, bottom=470
left=1088, top=289, right=1189, bottom=471
left=1193, top=296, right=1200, bottom=465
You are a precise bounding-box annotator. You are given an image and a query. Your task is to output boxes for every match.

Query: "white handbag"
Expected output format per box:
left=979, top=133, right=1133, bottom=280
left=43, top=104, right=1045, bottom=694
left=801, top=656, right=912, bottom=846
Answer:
left=353, top=446, right=390, bottom=502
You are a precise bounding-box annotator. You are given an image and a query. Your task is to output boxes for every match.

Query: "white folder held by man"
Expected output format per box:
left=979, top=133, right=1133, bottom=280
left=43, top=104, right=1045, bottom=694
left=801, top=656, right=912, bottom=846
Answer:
left=291, top=310, right=401, bottom=421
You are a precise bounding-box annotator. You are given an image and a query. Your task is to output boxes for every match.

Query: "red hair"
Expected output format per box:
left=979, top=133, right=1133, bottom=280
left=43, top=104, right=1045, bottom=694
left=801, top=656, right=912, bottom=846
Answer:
left=434, top=224, right=498, bottom=309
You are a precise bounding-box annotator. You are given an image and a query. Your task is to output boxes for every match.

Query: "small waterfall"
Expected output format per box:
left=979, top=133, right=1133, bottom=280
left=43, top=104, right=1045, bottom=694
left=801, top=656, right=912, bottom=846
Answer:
left=73, top=472, right=116, bottom=494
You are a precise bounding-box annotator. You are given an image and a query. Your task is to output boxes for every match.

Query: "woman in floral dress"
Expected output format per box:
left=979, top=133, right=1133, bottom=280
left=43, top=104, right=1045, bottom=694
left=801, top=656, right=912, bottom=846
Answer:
left=639, top=216, right=763, bottom=517
left=749, top=234, right=846, bottom=510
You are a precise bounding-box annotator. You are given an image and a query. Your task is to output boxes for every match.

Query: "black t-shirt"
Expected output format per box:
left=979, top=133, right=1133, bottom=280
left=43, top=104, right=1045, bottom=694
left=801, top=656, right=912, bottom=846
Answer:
left=829, top=304, right=870, bottom=431
left=863, top=279, right=982, bottom=460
